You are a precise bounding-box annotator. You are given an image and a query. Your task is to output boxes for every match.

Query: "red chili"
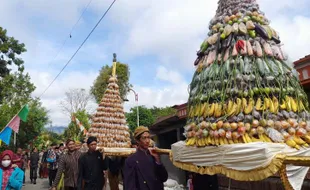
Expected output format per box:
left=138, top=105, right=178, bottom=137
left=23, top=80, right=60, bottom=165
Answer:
left=236, top=40, right=245, bottom=52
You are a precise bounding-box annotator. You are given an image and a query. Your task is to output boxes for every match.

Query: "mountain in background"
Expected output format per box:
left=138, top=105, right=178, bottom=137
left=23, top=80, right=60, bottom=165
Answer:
left=47, top=126, right=66, bottom=134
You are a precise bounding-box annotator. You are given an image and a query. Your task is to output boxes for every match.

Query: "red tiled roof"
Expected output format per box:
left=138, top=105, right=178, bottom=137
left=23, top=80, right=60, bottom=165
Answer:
left=294, top=54, right=310, bottom=66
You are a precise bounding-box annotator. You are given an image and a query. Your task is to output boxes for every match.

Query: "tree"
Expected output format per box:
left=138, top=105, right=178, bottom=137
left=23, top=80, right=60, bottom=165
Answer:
left=91, top=62, right=132, bottom=103
left=126, top=106, right=155, bottom=132
left=34, top=130, right=63, bottom=149
left=0, top=27, right=49, bottom=151
left=63, top=109, right=90, bottom=141
left=0, top=71, right=36, bottom=105
left=0, top=27, right=26, bottom=77
left=59, top=88, right=94, bottom=117
left=0, top=99, right=49, bottom=150
left=15, top=99, right=49, bottom=149
left=150, top=106, right=177, bottom=120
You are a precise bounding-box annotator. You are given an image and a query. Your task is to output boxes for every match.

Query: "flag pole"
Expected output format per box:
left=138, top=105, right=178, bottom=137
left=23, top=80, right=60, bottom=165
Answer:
left=14, top=132, right=16, bottom=146
left=0, top=104, right=27, bottom=134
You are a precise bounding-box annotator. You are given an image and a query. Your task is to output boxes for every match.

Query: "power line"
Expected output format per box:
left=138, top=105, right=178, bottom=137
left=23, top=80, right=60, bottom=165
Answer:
left=47, top=0, right=94, bottom=68
left=69, top=0, right=94, bottom=37
left=39, top=0, right=117, bottom=98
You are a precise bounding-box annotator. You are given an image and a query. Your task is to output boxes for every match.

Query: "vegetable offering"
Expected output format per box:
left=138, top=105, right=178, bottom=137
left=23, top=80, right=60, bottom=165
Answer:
left=185, top=0, right=310, bottom=149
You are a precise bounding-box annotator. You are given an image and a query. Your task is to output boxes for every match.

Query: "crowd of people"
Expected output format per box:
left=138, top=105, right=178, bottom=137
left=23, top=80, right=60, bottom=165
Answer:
left=0, top=126, right=171, bottom=190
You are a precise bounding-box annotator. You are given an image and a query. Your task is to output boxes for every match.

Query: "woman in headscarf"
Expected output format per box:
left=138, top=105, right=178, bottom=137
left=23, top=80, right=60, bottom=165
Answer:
left=0, top=150, right=24, bottom=190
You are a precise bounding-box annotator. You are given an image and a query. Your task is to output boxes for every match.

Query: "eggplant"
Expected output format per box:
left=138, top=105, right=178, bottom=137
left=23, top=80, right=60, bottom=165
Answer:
left=253, top=110, right=261, bottom=120
left=244, top=115, right=253, bottom=123
left=299, top=111, right=307, bottom=119
left=223, top=33, right=234, bottom=49
left=194, top=57, right=201, bottom=66
left=289, top=111, right=297, bottom=119
left=254, top=24, right=269, bottom=39
left=277, top=112, right=284, bottom=120
left=272, top=36, right=281, bottom=44
left=282, top=110, right=290, bottom=119
left=236, top=113, right=245, bottom=122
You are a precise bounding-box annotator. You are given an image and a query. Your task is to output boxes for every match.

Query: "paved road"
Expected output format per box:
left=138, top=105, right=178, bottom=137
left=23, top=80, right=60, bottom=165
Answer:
left=22, top=169, right=123, bottom=190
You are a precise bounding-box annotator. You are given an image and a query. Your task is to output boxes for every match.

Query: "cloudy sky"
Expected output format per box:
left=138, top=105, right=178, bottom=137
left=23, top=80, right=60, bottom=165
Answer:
left=1, top=0, right=310, bottom=126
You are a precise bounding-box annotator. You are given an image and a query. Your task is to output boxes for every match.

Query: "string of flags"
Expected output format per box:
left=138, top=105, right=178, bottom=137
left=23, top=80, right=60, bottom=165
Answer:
left=71, top=114, right=87, bottom=135
left=0, top=105, right=29, bottom=145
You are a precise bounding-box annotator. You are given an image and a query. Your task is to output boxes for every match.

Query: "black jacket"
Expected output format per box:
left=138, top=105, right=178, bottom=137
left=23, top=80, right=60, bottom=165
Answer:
left=42, top=151, right=48, bottom=163
left=108, top=157, right=122, bottom=175
left=193, top=174, right=219, bottom=190
left=30, top=152, right=40, bottom=167
left=77, top=150, right=108, bottom=190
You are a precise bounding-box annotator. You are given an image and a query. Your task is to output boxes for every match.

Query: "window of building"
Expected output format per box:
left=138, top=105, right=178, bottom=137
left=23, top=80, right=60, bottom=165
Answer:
left=302, top=69, right=309, bottom=80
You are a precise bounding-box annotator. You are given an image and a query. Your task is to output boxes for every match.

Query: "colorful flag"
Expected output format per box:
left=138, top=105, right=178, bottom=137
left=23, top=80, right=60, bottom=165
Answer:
left=18, top=104, right=29, bottom=122
left=0, top=127, right=12, bottom=145
left=8, top=115, right=21, bottom=133
left=73, top=116, right=85, bottom=133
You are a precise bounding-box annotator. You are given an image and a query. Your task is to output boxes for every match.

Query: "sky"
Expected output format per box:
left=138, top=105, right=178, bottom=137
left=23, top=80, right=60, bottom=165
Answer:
left=0, top=0, right=310, bottom=127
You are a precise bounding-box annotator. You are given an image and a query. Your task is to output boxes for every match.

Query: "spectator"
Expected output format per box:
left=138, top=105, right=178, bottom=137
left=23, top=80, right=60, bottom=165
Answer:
left=59, top=143, right=65, bottom=156
left=13, top=148, right=23, bottom=169
left=13, top=148, right=24, bottom=185
left=77, top=136, right=108, bottom=190
left=107, top=156, right=122, bottom=190
left=39, top=148, right=45, bottom=178
left=0, top=150, right=24, bottom=190
left=124, top=126, right=168, bottom=190
left=187, top=174, right=194, bottom=190
left=47, top=143, right=59, bottom=187
left=51, top=139, right=82, bottom=190
left=28, top=147, right=40, bottom=184
left=41, top=148, right=49, bottom=178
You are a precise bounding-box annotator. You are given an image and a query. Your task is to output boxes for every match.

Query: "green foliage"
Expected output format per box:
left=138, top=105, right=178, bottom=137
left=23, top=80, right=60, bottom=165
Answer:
left=150, top=106, right=177, bottom=120
left=0, top=71, right=36, bottom=105
left=34, top=130, right=63, bottom=149
left=63, top=109, right=90, bottom=141
left=0, top=27, right=26, bottom=76
left=0, top=27, right=49, bottom=151
left=0, top=99, right=49, bottom=150
left=18, top=99, right=49, bottom=148
left=91, top=62, right=132, bottom=103
left=125, top=106, right=177, bottom=132
left=126, top=106, right=155, bottom=132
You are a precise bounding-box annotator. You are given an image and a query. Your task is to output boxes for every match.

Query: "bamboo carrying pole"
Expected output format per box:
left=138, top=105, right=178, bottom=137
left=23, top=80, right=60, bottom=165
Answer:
left=98, top=147, right=171, bottom=157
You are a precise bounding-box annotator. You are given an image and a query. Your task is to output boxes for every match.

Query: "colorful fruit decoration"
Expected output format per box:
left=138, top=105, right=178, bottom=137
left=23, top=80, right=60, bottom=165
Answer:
left=185, top=0, right=310, bottom=149
left=86, top=54, right=131, bottom=148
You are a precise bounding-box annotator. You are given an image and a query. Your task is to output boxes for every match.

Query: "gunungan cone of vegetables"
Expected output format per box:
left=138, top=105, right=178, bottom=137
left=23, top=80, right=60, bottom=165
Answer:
left=185, top=0, right=310, bottom=149
left=87, top=54, right=131, bottom=148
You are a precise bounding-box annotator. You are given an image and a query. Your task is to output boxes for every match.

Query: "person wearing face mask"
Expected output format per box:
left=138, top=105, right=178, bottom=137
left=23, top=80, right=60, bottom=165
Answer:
left=0, top=150, right=24, bottom=190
